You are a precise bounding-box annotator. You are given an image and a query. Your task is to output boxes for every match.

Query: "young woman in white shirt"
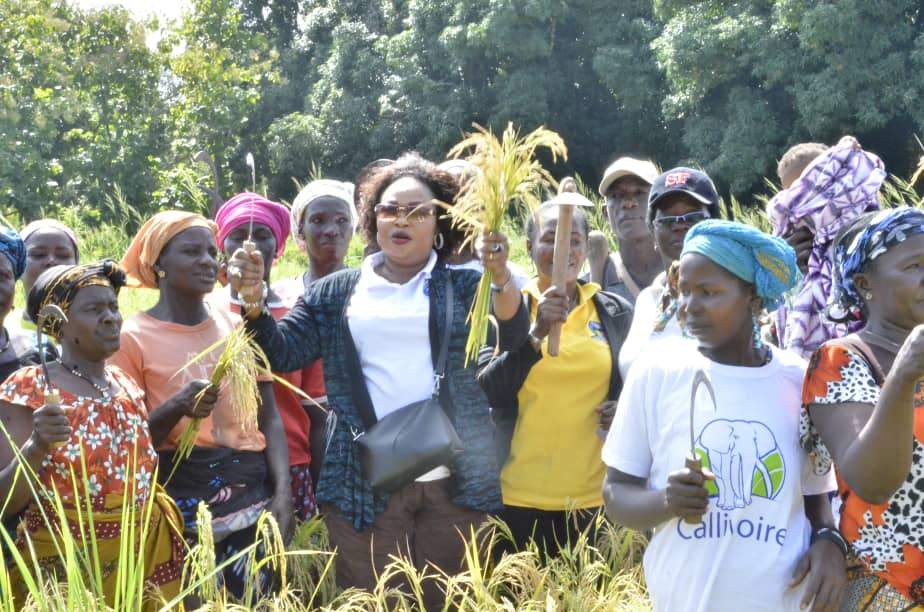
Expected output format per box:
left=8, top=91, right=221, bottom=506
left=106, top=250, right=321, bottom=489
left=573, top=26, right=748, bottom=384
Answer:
left=603, top=220, right=846, bottom=612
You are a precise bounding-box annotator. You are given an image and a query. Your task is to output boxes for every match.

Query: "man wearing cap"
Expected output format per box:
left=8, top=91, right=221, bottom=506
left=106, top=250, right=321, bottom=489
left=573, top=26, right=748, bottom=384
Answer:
left=592, top=157, right=662, bottom=305
left=617, top=166, right=722, bottom=379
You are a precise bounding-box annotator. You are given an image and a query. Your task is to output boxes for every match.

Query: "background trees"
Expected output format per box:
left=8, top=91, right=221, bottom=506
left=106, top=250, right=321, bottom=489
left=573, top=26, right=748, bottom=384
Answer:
left=3, top=0, right=923, bottom=224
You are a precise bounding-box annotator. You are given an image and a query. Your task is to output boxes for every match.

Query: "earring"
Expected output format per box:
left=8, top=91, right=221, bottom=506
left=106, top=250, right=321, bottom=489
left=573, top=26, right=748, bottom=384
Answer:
left=157, top=270, right=166, bottom=279
left=752, top=312, right=764, bottom=350
left=433, top=233, right=444, bottom=250
left=865, top=292, right=873, bottom=301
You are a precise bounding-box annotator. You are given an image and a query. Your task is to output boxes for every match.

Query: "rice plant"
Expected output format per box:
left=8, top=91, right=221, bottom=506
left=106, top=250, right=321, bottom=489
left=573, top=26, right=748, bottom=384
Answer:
left=443, top=122, right=568, bottom=364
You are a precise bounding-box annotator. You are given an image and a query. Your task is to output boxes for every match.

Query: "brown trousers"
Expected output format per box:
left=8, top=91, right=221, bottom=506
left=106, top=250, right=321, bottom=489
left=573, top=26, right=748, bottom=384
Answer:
left=323, top=478, right=485, bottom=611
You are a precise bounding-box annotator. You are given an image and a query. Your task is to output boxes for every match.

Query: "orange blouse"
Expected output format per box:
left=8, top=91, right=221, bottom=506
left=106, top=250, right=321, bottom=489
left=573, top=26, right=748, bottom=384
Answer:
left=0, top=365, right=158, bottom=510
left=801, top=341, right=924, bottom=603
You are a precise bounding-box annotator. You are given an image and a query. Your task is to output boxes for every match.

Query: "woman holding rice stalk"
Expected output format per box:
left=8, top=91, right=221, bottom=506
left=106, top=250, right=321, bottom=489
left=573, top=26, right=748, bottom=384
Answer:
left=213, top=191, right=324, bottom=522
left=603, top=220, right=846, bottom=611
left=227, top=152, right=528, bottom=610
left=111, top=211, right=292, bottom=599
left=0, top=261, right=185, bottom=609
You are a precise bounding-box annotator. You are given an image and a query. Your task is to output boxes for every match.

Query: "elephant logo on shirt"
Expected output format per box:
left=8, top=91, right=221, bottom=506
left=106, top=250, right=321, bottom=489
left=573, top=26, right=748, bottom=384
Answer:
left=694, top=419, right=785, bottom=511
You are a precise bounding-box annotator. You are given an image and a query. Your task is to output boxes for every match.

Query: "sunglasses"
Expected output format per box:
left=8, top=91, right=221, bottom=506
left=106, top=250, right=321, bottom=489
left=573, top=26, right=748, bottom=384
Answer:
left=653, top=210, right=710, bottom=228
left=373, top=203, right=437, bottom=224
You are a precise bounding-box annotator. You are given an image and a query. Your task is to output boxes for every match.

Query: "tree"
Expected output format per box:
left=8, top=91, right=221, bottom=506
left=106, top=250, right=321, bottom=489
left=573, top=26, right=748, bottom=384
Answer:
left=0, top=0, right=166, bottom=221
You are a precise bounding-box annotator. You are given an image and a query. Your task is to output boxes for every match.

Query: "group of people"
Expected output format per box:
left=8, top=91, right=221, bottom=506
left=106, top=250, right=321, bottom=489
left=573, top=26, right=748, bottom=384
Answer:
left=0, top=138, right=920, bottom=612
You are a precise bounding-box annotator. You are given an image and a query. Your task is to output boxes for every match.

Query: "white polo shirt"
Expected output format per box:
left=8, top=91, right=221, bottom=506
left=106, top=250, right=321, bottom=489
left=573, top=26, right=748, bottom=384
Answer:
left=347, top=249, right=449, bottom=481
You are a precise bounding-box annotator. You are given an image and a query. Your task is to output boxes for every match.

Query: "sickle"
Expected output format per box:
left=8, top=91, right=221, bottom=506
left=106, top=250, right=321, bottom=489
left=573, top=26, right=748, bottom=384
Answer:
left=689, top=368, right=718, bottom=458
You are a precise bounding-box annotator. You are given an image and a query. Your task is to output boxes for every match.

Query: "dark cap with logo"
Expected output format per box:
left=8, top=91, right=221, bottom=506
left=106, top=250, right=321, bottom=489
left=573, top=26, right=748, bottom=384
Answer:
left=647, top=167, right=721, bottom=225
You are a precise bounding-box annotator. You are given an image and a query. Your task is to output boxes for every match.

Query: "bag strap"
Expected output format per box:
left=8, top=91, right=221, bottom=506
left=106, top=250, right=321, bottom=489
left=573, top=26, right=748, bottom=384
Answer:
left=837, top=334, right=887, bottom=386
left=433, top=271, right=453, bottom=396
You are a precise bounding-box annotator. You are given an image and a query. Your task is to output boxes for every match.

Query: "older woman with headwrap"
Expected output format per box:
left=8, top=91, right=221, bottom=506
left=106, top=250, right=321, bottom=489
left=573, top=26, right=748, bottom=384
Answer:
left=0, top=228, right=27, bottom=380
left=0, top=261, right=185, bottom=609
left=212, top=192, right=323, bottom=521
left=800, top=207, right=924, bottom=609
left=603, top=220, right=846, bottom=612
left=768, top=136, right=885, bottom=359
left=111, top=211, right=292, bottom=599
left=7, top=219, right=79, bottom=364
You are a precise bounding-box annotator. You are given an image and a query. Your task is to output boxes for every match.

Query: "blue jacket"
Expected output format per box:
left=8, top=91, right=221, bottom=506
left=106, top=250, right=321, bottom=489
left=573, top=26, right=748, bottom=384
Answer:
left=246, top=262, right=528, bottom=530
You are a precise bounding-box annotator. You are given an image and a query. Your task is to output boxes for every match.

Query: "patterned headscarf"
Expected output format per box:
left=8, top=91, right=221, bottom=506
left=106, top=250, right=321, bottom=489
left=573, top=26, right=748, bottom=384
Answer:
left=0, top=227, right=26, bottom=279
left=682, top=220, right=801, bottom=311
left=768, top=136, right=885, bottom=357
left=27, top=260, right=126, bottom=338
left=215, top=192, right=291, bottom=258
left=21, top=219, right=80, bottom=262
left=828, top=207, right=924, bottom=324
left=120, top=211, right=218, bottom=289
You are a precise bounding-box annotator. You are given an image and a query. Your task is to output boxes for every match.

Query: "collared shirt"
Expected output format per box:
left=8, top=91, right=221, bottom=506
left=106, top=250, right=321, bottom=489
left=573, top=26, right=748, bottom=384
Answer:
left=347, top=249, right=449, bottom=481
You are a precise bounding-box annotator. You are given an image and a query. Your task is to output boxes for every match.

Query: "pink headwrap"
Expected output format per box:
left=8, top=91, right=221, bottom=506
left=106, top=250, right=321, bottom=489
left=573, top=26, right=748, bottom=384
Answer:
left=215, top=192, right=291, bottom=258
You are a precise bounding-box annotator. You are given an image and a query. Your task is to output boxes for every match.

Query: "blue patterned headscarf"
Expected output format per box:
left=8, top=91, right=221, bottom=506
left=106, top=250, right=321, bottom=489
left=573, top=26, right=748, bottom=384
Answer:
left=828, top=207, right=924, bottom=324
left=0, top=227, right=26, bottom=279
left=682, top=220, right=801, bottom=310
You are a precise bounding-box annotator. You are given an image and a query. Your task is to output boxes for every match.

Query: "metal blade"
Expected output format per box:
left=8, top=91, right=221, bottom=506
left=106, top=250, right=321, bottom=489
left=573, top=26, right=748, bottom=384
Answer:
left=245, top=152, right=256, bottom=241
left=36, top=305, right=68, bottom=391
left=689, top=369, right=718, bottom=457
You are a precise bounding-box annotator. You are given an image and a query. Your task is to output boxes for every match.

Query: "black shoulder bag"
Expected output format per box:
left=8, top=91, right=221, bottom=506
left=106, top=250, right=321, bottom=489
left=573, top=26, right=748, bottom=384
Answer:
left=355, top=277, right=463, bottom=493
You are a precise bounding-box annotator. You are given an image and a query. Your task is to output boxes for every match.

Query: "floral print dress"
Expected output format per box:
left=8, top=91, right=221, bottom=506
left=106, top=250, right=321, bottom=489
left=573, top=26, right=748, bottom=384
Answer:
left=801, top=340, right=924, bottom=610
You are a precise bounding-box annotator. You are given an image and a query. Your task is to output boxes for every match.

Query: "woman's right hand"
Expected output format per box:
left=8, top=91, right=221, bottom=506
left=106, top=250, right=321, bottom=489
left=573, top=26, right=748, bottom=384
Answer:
left=226, top=247, right=265, bottom=299
left=893, top=325, right=924, bottom=384
left=30, top=403, right=71, bottom=451
left=664, top=465, right=713, bottom=522
left=174, top=380, right=220, bottom=419
left=529, top=285, right=569, bottom=340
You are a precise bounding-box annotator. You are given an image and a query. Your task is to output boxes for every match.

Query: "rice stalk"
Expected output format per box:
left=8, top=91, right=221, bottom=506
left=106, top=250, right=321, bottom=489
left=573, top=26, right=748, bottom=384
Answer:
left=444, top=122, right=567, bottom=364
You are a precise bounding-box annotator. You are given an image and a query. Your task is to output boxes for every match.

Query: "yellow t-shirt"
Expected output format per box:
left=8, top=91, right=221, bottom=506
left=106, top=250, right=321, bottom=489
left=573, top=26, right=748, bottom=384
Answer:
left=500, top=281, right=612, bottom=510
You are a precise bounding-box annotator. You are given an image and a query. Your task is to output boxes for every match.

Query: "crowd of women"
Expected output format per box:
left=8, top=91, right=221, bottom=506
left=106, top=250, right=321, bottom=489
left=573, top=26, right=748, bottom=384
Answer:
left=0, top=137, right=922, bottom=611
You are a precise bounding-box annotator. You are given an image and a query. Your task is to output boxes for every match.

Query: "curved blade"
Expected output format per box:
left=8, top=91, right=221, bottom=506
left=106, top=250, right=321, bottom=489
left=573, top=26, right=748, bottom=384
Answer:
left=36, top=305, right=68, bottom=390
left=690, top=369, right=718, bottom=457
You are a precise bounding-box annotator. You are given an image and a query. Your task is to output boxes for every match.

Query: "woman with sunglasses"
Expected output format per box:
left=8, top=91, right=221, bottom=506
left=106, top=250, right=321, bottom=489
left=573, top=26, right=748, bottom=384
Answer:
left=617, top=167, right=723, bottom=379
left=226, top=153, right=526, bottom=610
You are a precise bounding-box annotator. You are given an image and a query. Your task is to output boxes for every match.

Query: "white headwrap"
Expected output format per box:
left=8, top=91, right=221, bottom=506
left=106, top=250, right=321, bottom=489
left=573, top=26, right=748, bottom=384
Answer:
left=289, top=179, right=357, bottom=249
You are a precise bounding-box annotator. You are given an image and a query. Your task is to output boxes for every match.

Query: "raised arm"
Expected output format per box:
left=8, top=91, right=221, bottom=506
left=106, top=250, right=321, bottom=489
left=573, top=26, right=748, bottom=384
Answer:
left=808, top=331, right=924, bottom=503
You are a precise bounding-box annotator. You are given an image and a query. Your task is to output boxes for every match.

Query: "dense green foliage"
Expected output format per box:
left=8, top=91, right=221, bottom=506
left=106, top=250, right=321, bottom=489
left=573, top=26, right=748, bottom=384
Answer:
left=2, top=0, right=923, bottom=226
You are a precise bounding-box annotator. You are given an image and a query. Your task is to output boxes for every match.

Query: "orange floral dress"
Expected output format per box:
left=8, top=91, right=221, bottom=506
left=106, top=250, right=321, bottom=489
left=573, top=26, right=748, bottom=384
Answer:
left=0, top=366, right=159, bottom=508
left=0, top=365, right=185, bottom=608
left=801, top=340, right=924, bottom=609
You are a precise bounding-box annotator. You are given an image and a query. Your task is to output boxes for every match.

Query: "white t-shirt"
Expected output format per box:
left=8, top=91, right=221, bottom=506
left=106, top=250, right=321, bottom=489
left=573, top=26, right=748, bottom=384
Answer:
left=603, top=339, right=834, bottom=612
left=347, top=249, right=449, bottom=481
left=617, top=273, right=684, bottom=380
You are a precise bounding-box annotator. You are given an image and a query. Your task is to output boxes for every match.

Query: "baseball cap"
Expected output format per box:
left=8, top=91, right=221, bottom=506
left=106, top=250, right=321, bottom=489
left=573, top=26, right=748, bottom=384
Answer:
left=648, top=167, right=720, bottom=214
left=598, top=157, right=660, bottom=196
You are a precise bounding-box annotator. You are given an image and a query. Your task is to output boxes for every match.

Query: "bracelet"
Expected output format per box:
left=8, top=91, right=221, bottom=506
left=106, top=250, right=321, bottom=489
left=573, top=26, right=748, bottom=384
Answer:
left=490, top=270, right=514, bottom=293
left=241, top=282, right=269, bottom=312
left=811, top=527, right=849, bottom=557
left=527, top=332, right=543, bottom=354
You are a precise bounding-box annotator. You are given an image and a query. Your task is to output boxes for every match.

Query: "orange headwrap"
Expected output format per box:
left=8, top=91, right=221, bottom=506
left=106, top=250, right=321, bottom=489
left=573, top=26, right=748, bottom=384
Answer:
left=120, top=211, right=218, bottom=289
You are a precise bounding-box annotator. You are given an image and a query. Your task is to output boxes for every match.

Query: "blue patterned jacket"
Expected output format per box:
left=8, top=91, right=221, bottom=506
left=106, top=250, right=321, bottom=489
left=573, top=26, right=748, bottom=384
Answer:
left=246, top=262, right=528, bottom=531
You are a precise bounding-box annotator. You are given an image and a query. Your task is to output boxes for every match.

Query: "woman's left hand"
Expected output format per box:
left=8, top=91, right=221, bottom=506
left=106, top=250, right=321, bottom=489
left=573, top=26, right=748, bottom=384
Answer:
left=267, top=492, right=295, bottom=545
left=477, top=230, right=510, bottom=279
left=790, top=539, right=846, bottom=611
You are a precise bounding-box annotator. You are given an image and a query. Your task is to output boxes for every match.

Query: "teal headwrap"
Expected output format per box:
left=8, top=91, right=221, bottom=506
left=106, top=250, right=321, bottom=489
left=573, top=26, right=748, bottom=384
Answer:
left=682, top=220, right=801, bottom=310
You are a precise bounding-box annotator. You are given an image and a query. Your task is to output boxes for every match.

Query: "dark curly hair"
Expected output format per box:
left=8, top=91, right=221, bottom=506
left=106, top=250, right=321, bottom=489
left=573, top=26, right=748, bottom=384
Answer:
left=356, top=152, right=464, bottom=258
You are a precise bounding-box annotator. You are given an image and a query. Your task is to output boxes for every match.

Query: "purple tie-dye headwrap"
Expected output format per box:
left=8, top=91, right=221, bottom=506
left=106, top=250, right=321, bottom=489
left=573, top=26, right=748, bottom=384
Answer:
left=768, top=136, right=885, bottom=358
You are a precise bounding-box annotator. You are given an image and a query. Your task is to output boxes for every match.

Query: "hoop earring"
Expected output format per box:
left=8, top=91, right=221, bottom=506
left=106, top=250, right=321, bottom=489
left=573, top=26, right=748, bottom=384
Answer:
left=865, top=292, right=873, bottom=301
left=433, top=233, right=444, bottom=250
left=752, top=312, right=764, bottom=350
